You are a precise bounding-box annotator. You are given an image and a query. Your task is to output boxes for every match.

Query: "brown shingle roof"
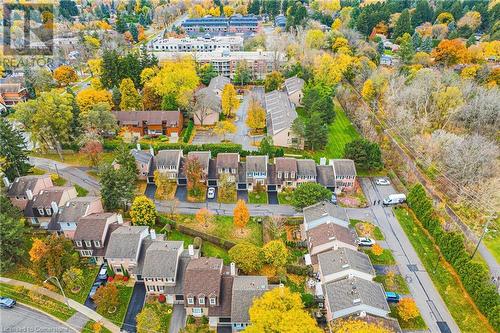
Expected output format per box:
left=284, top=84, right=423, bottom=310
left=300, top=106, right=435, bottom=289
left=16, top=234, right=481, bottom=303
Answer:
left=184, top=257, right=223, bottom=303
left=307, top=222, right=357, bottom=249
left=7, top=175, right=52, bottom=197
left=112, top=111, right=181, bottom=126
left=216, top=153, right=239, bottom=169
left=74, top=213, right=116, bottom=241
left=274, top=157, right=297, bottom=173
left=31, top=187, right=74, bottom=207
left=208, top=275, right=233, bottom=317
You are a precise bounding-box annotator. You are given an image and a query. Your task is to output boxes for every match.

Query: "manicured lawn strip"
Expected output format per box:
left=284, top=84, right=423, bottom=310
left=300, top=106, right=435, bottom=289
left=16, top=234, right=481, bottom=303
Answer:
left=29, top=167, right=46, bottom=175
left=389, top=304, right=427, bottom=330
left=277, top=192, right=293, bottom=205
left=52, top=175, right=67, bottom=186
left=364, top=249, right=395, bottom=265
left=87, top=170, right=100, bottom=180
left=187, top=186, right=207, bottom=203
left=167, top=230, right=230, bottom=264
left=143, top=300, right=173, bottom=333
left=98, top=284, right=133, bottom=325
left=349, top=219, right=385, bottom=240
left=217, top=190, right=237, bottom=204
left=30, top=152, right=116, bottom=167
left=373, top=274, right=410, bottom=294
left=394, top=207, right=495, bottom=333
left=248, top=191, right=268, bottom=204
left=64, top=265, right=99, bottom=304
left=82, top=320, right=112, bottom=333
left=75, top=184, right=89, bottom=197
left=0, top=283, right=76, bottom=321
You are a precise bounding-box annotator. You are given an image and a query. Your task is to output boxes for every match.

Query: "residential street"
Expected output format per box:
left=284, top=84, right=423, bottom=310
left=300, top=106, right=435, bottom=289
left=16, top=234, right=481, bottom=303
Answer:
left=0, top=304, right=74, bottom=332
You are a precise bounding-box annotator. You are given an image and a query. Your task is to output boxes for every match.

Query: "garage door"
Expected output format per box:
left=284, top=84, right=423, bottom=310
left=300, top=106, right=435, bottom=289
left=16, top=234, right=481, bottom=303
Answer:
left=237, top=183, right=247, bottom=190
left=178, top=178, right=187, bottom=185
left=267, top=184, right=277, bottom=192
left=208, top=180, right=217, bottom=187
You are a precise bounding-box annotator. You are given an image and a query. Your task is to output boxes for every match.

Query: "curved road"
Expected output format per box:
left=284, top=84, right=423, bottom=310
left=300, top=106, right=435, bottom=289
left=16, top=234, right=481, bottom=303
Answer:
left=0, top=304, right=74, bottom=332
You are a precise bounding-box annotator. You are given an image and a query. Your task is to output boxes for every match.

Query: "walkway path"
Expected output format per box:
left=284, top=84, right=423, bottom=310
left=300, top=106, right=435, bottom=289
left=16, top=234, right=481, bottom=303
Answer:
left=229, top=92, right=261, bottom=151
left=0, top=277, right=121, bottom=333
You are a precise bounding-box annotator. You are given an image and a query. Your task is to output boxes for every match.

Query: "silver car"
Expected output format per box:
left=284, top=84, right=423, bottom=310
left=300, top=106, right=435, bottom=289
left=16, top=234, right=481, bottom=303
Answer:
left=375, top=178, right=391, bottom=186
left=207, top=187, right=216, bottom=199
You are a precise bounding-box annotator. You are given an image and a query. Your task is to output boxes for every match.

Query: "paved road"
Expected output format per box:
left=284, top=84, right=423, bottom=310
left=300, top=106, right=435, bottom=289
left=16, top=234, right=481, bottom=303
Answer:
left=168, top=304, right=186, bottom=333
left=29, top=157, right=101, bottom=195
left=229, top=92, right=260, bottom=151
left=0, top=304, right=74, bottom=332
left=353, top=178, right=459, bottom=333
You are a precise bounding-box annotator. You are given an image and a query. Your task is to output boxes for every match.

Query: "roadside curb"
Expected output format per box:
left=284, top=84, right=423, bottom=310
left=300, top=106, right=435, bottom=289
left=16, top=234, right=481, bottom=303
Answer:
left=13, top=301, right=79, bottom=332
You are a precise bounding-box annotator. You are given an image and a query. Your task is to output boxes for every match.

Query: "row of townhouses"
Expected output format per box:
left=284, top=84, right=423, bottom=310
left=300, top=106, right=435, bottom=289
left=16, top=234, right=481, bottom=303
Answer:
left=301, top=201, right=402, bottom=332
left=180, top=15, right=262, bottom=33
left=147, top=35, right=244, bottom=52
left=131, top=148, right=357, bottom=193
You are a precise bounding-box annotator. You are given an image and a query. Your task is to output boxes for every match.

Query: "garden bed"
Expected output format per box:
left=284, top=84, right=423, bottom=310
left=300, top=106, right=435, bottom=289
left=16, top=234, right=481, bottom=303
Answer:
left=97, top=284, right=133, bottom=324
left=349, top=219, right=384, bottom=240
left=64, top=265, right=99, bottom=304
left=187, top=186, right=207, bottom=203
left=82, top=320, right=112, bottom=333
left=364, top=249, right=396, bottom=265
left=373, top=273, right=410, bottom=294
left=389, top=304, right=427, bottom=330
left=248, top=191, right=268, bottom=204
left=155, top=182, right=177, bottom=200
left=337, top=183, right=368, bottom=208
left=143, top=297, right=173, bottom=333
left=278, top=191, right=293, bottom=205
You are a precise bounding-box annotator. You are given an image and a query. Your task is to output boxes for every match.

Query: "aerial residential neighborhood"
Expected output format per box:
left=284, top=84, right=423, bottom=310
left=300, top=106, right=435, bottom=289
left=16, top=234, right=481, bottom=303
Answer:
left=0, top=0, right=499, bottom=333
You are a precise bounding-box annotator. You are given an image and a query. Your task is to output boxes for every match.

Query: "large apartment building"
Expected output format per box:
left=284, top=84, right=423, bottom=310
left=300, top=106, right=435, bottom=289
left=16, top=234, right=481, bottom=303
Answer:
left=180, top=15, right=262, bottom=33
left=148, top=35, right=243, bottom=52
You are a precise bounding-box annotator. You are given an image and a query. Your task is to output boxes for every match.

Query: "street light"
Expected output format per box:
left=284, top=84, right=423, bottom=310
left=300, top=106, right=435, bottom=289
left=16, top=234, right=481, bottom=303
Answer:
left=470, top=214, right=496, bottom=260
left=44, top=276, right=69, bottom=307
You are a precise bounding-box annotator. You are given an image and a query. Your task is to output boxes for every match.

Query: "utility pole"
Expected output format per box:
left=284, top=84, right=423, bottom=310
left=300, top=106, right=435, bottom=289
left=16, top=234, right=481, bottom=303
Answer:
left=471, top=214, right=496, bottom=260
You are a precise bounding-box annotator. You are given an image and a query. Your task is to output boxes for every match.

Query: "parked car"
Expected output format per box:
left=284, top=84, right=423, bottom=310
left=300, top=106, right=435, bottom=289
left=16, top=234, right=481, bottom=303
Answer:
left=207, top=187, right=216, bottom=199
left=385, top=291, right=401, bottom=303
left=383, top=193, right=406, bottom=206
left=0, top=297, right=16, bottom=308
left=97, top=263, right=108, bottom=280
left=89, top=281, right=103, bottom=298
left=330, top=193, right=337, bottom=204
left=375, top=178, right=390, bottom=186
left=356, top=237, right=375, bottom=247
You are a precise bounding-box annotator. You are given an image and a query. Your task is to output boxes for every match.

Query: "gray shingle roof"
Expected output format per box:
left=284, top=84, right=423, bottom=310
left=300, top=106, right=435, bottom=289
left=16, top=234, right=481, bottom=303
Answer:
left=231, top=276, right=268, bottom=323
left=296, top=159, right=317, bottom=177
left=156, top=150, right=182, bottom=168
left=333, top=159, right=357, bottom=177
left=187, top=151, right=211, bottom=170
left=316, top=165, right=335, bottom=187
left=74, top=212, right=116, bottom=241
left=274, top=157, right=297, bottom=173
left=245, top=156, right=267, bottom=173
left=303, top=201, right=349, bottom=226
left=7, top=175, right=51, bottom=197
left=131, top=149, right=153, bottom=165
left=264, top=90, right=297, bottom=136
left=57, top=197, right=101, bottom=223
left=208, top=75, right=230, bottom=92
left=141, top=240, right=184, bottom=278
left=307, top=222, right=357, bottom=249
left=323, top=278, right=389, bottom=315
left=105, top=226, right=148, bottom=259
left=317, top=248, right=374, bottom=277
left=284, top=76, right=305, bottom=95
left=216, top=153, right=239, bottom=169
left=196, top=87, right=222, bottom=113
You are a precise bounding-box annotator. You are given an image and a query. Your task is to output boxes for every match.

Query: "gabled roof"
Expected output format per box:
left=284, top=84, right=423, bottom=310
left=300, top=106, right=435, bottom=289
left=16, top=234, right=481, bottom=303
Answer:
left=195, top=87, right=222, bottom=113
left=74, top=212, right=116, bottom=241
left=318, top=248, right=374, bottom=277
left=7, top=175, right=51, bottom=197
left=216, top=153, right=239, bottom=169
left=105, top=226, right=148, bottom=259
left=208, top=75, right=230, bottom=92
left=296, top=159, right=317, bottom=177
left=141, top=240, right=183, bottom=278
left=156, top=150, right=182, bottom=168
left=184, top=257, right=223, bottom=298
left=187, top=151, right=211, bottom=170
left=31, top=186, right=75, bottom=207
left=274, top=157, right=297, bottom=173
left=231, top=276, right=268, bottom=323
left=307, top=222, right=357, bottom=249
left=131, top=149, right=153, bottom=165
left=303, top=201, right=349, bottom=226
left=56, top=196, right=102, bottom=223
left=316, top=165, right=335, bottom=187
left=208, top=275, right=233, bottom=317
left=245, top=156, right=267, bottom=173
left=112, top=111, right=180, bottom=126
left=284, top=76, right=305, bottom=95
left=264, top=90, right=297, bottom=136
left=333, top=159, right=357, bottom=177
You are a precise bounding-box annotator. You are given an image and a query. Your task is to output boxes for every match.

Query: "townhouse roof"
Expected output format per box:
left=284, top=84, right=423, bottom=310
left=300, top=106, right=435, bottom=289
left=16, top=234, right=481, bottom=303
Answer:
left=333, top=159, right=357, bottom=177
left=317, top=248, right=374, bottom=277
left=323, top=278, right=389, bottom=315
left=131, top=149, right=153, bottom=165
left=164, top=254, right=192, bottom=295
left=0, top=83, right=25, bottom=93
left=267, top=164, right=277, bottom=185
left=141, top=240, right=184, bottom=278
left=31, top=186, right=74, bottom=207
left=264, top=90, right=297, bottom=136
left=184, top=257, right=223, bottom=298
left=74, top=213, right=116, bottom=241
left=316, top=165, right=335, bottom=188
left=245, top=156, right=267, bottom=173
left=56, top=197, right=101, bottom=223
left=208, top=158, right=217, bottom=180
left=105, top=226, right=148, bottom=259
left=208, top=75, right=230, bottom=92
left=284, top=76, right=305, bottom=95
left=303, top=201, right=349, bottom=226
left=296, top=159, right=317, bottom=177
left=238, top=162, right=246, bottom=183
left=187, top=151, right=211, bottom=171
left=307, top=222, right=357, bottom=249
left=156, top=150, right=182, bottom=168
left=231, top=276, right=268, bottom=323
left=216, top=153, right=239, bottom=169
left=274, top=157, right=297, bottom=173
left=7, top=175, right=51, bottom=197
left=112, top=111, right=181, bottom=126
left=208, top=275, right=234, bottom=317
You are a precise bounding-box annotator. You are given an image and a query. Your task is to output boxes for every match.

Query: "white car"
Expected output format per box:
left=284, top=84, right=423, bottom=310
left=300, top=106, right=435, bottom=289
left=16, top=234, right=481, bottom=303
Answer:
left=375, top=178, right=391, bottom=186
left=207, top=187, right=216, bottom=199
left=356, top=237, right=375, bottom=247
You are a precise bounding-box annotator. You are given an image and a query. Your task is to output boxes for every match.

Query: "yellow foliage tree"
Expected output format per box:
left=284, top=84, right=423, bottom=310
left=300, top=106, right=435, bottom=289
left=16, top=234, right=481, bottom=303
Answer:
left=313, top=53, right=354, bottom=86
left=130, top=195, right=157, bottom=227
left=208, top=6, right=221, bottom=16
left=119, top=78, right=143, bottom=111
left=29, top=238, right=48, bottom=263
left=312, top=0, right=340, bottom=13
left=457, top=11, right=482, bottom=31
left=221, top=84, right=239, bottom=117
left=331, top=18, right=342, bottom=30
left=432, top=39, right=470, bottom=66
left=53, top=65, right=78, bottom=87
left=371, top=243, right=384, bottom=256
left=214, top=120, right=237, bottom=141
left=76, top=88, right=113, bottom=115
left=332, top=318, right=393, bottom=333
left=461, top=64, right=481, bottom=79
left=190, top=4, right=206, bottom=17
left=436, top=12, right=454, bottom=24
left=84, top=35, right=101, bottom=49
left=245, top=98, right=266, bottom=132
left=233, top=199, right=249, bottom=233
left=223, top=5, right=234, bottom=17
left=397, top=298, right=419, bottom=322
left=87, top=58, right=102, bottom=77
left=196, top=207, right=214, bottom=228
left=305, top=29, right=326, bottom=49
left=361, top=79, right=376, bottom=102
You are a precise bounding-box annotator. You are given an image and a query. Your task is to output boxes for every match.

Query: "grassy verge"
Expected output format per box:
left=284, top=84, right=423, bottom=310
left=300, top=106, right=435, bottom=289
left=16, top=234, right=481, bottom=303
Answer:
left=98, top=284, right=133, bottom=324
left=187, top=186, right=207, bottom=203
left=248, top=191, right=268, bottom=204
left=374, top=274, right=410, bottom=294
left=82, top=320, right=112, bottom=333
left=278, top=192, right=293, bottom=205
left=64, top=265, right=99, bottom=304
left=394, top=207, right=495, bottom=333
left=364, top=248, right=396, bottom=265
left=143, top=298, right=173, bottom=332
left=29, top=167, right=46, bottom=175
left=2, top=265, right=38, bottom=284
left=30, top=152, right=116, bottom=167
left=0, top=283, right=76, bottom=321
left=349, top=219, right=385, bottom=240
left=52, top=175, right=67, bottom=186
left=75, top=184, right=89, bottom=197
left=167, top=230, right=230, bottom=264
left=389, top=304, right=427, bottom=330
left=217, top=188, right=237, bottom=203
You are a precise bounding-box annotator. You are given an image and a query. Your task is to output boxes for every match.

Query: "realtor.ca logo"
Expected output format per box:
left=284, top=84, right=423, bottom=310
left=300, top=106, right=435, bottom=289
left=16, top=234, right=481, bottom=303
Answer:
left=3, top=3, right=54, bottom=56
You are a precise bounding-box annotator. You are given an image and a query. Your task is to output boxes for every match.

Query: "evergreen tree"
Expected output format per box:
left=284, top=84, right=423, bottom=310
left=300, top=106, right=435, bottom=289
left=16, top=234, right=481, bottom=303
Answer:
left=247, top=0, right=261, bottom=15
left=112, top=86, right=121, bottom=109
left=0, top=118, right=30, bottom=179
left=393, top=9, right=412, bottom=39
left=115, top=15, right=127, bottom=33
left=101, top=50, right=121, bottom=89
left=305, top=113, right=328, bottom=151
left=421, top=37, right=432, bottom=52
left=0, top=213, right=28, bottom=272
left=67, top=88, right=82, bottom=141
left=129, top=24, right=139, bottom=42
left=377, top=40, right=385, bottom=54
left=412, top=32, right=422, bottom=49
left=398, top=33, right=415, bottom=64
left=412, top=0, right=433, bottom=28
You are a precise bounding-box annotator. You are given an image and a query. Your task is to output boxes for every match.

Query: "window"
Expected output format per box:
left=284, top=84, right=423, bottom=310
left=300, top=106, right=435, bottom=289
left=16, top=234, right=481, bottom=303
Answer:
left=187, top=297, right=194, bottom=305
left=75, top=241, right=82, bottom=247
left=46, top=208, right=51, bottom=215
left=277, top=172, right=282, bottom=179
left=81, top=250, right=92, bottom=256
left=94, top=241, right=101, bottom=247
left=85, top=240, right=91, bottom=247
left=192, top=308, right=202, bottom=315
left=284, top=172, right=288, bottom=178
left=199, top=297, right=205, bottom=305
left=114, top=266, right=122, bottom=273
left=147, top=285, right=155, bottom=292
left=38, top=208, right=45, bottom=215
left=66, top=223, right=70, bottom=227
left=209, top=297, right=216, bottom=305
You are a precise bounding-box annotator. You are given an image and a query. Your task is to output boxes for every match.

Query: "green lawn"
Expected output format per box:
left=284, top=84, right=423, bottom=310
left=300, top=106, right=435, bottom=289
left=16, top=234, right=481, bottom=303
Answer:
left=29, top=167, right=46, bottom=175
left=389, top=304, right=427, bottom=330
left=278, top=192, right=293, bottom=205
left=168, top=230, right=230, bottom=264
left=2, top=265, right=38, bottom=284
left=374, top=273, right=410, bottom=294
left=143, top=300, right=173, bottom=332
left=349, top=219, right=385, bottom=240
left=30, top=152, right=116, bottom=167
left=248, top=191, right=268, bottom=204
left=0, top=283, right=76, bottom=321
left=483, top=234, right=500, bottom=264
left=394, top=207, right=496, bottom=333
left=64, top=265, right=99, bottom=304
left=98, top=284, right=134, bottom=325
left=82, top=320, right=112, bottom=333
left=52, top=175, right=67, bottom=186
left=364, top=248, right=396, bottom=265
left=75, top=184, right=89, bottom=197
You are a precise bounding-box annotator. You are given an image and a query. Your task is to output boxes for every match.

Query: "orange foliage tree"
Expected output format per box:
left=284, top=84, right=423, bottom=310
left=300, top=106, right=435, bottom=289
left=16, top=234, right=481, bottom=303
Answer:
left=432, top=39, right=470, bottom=66
left=53, top=65, right=78, bottom=86
left=195, top=208, right=214, bottom=228
left=234, top=199, right=250, bottom=233
left=371, top=243, right=384, bottom=256
left=397, top=298, right=419, bottom=322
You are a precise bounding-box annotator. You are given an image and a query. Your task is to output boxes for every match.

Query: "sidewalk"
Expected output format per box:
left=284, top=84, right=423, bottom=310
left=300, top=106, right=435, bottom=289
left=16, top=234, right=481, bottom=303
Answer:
left=0, top=277, right=121, bottom=333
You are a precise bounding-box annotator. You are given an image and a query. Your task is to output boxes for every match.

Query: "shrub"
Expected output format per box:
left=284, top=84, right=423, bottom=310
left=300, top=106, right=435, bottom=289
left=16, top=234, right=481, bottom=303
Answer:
left=158, top=294, right=166, bottom=303
left=286, top=264, right=311, bottom=276
left=371, top=244, right=384, bottom=256
left=123, top=276, right=129, bottom=282
left=201, top=316, right=209, bottom=324
left=107, top=276, right=114, bottom=282
left=183, top=120, right=194, bottom=143
left=186, top=315, right=195, bottom=324
left=193, top=237, right=203, bottom=249
left=301, top=293, right=315, bottom=308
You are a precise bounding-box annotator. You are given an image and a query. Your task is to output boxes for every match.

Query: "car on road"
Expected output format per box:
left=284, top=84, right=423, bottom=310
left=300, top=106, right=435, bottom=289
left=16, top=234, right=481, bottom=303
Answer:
left=0, top=297, right=16, bottom=308
left=89, top=281, right=103, bottom=298
left=330, top=193, right=337, bottom=204
left=375, top=178, right=391, bottom=186
left=385, top=291, right=401, bottom=303
left=383, top=193, right=406, bottom=206
left=356, top=237, right=375, bottom=247
left=207, top=187, right=216, bottom=199
left=97, top=263, right=108, bottom=280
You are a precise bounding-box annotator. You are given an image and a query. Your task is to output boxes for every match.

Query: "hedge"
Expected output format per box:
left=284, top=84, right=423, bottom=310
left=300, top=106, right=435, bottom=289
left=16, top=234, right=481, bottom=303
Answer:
left=286, top=264, right=311, bottom=276
left=182, top=120, right=194, bottom=143
left=407, top=184, right=500, bottom=331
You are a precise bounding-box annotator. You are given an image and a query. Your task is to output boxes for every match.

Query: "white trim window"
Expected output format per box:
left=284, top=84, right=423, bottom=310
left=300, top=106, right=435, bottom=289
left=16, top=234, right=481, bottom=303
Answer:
left=209, top=297, right=216, bottom=305
left=85, top=240, right=92, bottom=247
left=94, top=240, right=101, bottom=247
left=187, top=297, right=194, bottom=305
left=75, top=240, right=82, bottom=247
left=45, top=208, right=51, bottom=215
left=80, top=250, right=92, bottom=256
left=199, top=297, right=205, bottom=305
left=38, top=208, right=45, bottom=215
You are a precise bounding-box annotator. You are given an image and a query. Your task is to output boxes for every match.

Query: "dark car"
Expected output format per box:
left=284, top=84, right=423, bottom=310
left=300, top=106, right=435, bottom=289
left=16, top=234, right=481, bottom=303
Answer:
left=89, top=281, right=103, bottom=298
left=385, top=291, right=401, bottom=303
left=0, top=297, right=16, bottom=308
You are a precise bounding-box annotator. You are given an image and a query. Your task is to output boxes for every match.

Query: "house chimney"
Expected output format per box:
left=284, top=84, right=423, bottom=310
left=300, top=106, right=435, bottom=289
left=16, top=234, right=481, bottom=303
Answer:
left=117, top=214, right=123, bottom=224
left=188, top=244, right=194, bottom=256
left=149, top=145, right=154, bottom=156
left=320, top=157, right=326, bottom=166
left=333, top=243, right=338, bottom=251
left=2, top=177, right=10, bottom=188
left=150, top=229, right=156, bottom=240
left=50, top=201, right=59, bottom=214
left=328, top=159, right=334, bottom=166
left=136, top=143, right=141, bottom=151
left=26, top=189, right=33, bottom=200
left=230, top=262, right=236, bottom=276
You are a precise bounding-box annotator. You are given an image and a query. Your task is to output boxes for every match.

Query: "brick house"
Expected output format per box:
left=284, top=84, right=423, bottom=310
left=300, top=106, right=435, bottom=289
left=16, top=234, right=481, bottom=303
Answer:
left=24, top=186, right=78, bottom=228
left=113, top=111, right=183, bottom=138
left=4, top=175, right=53, bottom=210
left=50, top=196, right=104, bottom=238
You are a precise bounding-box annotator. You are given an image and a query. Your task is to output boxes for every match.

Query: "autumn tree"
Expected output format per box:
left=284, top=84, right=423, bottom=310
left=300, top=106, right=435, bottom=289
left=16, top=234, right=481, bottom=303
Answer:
left=223, top=5, right=234, bottom=17
left=142, top=84, right=162, bottom=110
left=305, top=29, right=326, bottom=49
left=218, top=174, right=236, bottom=202
left=214, top=121, right=237, bottom=141
left=263, top=240, right=289, bottom=269
left=291, top=182, right=331, bottom=209
left=221, top=84, right=239, bottom=117
left=228, top=243, right=264, bottom=274
left=246, top=98, right=266, bottom=133
left=0, top=118, right=30, bottom=179
left=264, top=71, right=284, bottom=92
left=62, top=267, right=84, bottom=293
left=184, top=156, right=204, bottom=197
left=397, top=298, right=419, bottom=322
left=371, top=244, right=384, bottom=256
left=130, top=196, right=157, bottom=227
left=233, top=61, right=252, bottom=85
left=119, top=78, right=143, bottom=111
left=234, top=199, right=250, bottom=233
left=136, top=307, right=161, bottom=333
left=80, top=140, right=104, bottom=167
left=29, top=235, right=78, bottom=280
left=245, top=287, right=322, bottom=333
left=53, top=65, right=78, bottom=87
left=333, top=318, right=393, bottom=333
left=195, top=208, right=214, bottom=229
left=93, top=284, right=119, bottom=313
left=80, top=102, right=117, bottom=137
left=197, top=64, right=218, bottom=86
left=76, top=88, right=113, bottom=115
left=432, top=39, right=470, bottom=66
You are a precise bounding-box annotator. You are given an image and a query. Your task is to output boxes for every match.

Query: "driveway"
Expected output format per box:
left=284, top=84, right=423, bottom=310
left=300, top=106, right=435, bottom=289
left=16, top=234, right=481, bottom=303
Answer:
left=229, top=92, right=260, bottom=151
left=175, top=185, right=187, bottom=201
left=168, top=304, right=186, bottom=333
left=144, top=183, right=157, bottom=199
left=122, top=282, right=146, bottom=333
left=267, top=191, right=278, bottom=204
left=207, top=187, right=217, bottom=203
left=0, top=304, right=73, bottom=332
left=192, top=130, right=221, bottom=144
left=237, top=190, right=248, bottom=202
